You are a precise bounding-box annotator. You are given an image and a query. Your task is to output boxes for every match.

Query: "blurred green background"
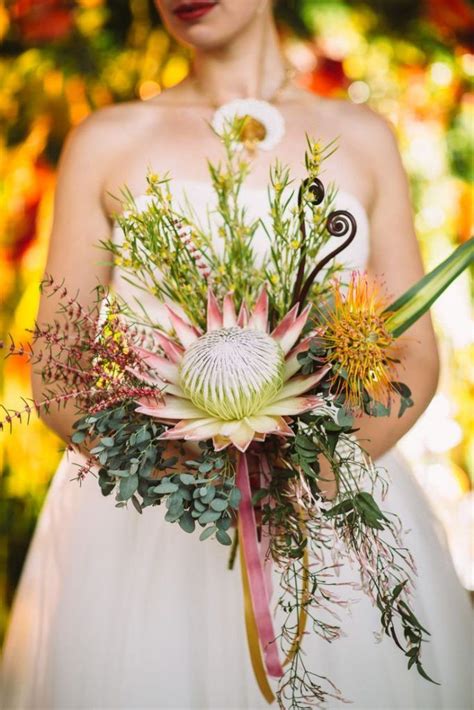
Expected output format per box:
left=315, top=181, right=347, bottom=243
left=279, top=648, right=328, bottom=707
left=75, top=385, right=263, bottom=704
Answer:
left=1, top=0, right=473, bottom=643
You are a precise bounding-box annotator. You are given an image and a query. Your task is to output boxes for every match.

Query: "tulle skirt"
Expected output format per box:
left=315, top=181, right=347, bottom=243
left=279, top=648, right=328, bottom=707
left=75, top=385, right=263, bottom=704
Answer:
left=1, top=447, right=472, bottom=710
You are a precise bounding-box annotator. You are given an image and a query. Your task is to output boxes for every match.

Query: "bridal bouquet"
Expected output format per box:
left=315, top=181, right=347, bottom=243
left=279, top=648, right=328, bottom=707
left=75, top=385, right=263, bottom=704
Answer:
left=3, top=121, right=473, bottom=708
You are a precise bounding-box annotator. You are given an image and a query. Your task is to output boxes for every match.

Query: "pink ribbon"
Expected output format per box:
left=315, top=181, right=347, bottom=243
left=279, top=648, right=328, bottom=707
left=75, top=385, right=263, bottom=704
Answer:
left=236, top=452, right=284, bottom=679
left=259, top=455, right=273, bottom=604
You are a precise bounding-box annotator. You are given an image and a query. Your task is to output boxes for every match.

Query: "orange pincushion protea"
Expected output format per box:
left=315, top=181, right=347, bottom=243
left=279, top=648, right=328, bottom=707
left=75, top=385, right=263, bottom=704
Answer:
left=319, top=273, right=401, bottom=409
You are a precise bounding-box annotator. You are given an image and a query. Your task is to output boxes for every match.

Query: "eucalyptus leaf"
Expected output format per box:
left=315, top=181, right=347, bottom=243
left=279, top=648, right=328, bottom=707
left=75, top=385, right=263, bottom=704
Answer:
left=199, top=509, right=222, bottom=524
left=165, top=508, right=182, bottom=523
left=210, top=498, right=228, bottom=512
left=199, top=525, right=217, bottom=541
left=179, top=511, right=195, bottom=533
left=216, top=529, right=232, bottom=546
left=228, top=487, right=242, bottom=509
left=153, top=481, right=179, bottom=494
left=119, top=474, right=139, bottom=500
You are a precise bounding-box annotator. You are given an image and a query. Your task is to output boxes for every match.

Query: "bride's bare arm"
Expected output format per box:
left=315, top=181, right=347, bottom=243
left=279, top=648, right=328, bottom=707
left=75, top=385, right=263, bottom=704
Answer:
left=31, top=115, right=114, bottom=444
left=31, top=109, right=199, bottom=472
left=318, top=107, right=440, bottom=498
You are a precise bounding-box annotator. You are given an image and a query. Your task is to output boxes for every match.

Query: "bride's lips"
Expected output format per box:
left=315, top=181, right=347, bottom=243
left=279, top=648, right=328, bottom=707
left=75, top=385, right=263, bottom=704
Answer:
left=172, top=1, right=217, bottom=22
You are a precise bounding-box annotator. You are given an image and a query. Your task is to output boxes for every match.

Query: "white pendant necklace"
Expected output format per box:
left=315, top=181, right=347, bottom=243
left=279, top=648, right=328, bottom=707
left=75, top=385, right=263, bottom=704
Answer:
left=211, top=97, right=286, bottom=152
left=192, top=64, right=294, bottom=155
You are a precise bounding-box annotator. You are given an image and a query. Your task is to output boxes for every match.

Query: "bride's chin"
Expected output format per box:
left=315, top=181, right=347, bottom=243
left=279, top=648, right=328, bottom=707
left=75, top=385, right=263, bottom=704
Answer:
left=159, top=2, right=267, bottom=52
left=168, top=25, right=249, bottom=53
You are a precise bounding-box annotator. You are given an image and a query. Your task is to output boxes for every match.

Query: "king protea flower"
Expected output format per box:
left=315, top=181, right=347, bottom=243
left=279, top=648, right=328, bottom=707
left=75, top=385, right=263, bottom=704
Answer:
left=132, top=289, right=329, bottom=452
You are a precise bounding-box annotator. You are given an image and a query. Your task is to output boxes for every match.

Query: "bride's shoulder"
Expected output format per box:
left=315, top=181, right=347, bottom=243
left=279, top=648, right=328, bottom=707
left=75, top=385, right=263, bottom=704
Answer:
left=67, top=92, right=184, bottom=150
left=68, top=99, right=160, bottom=144
left=300, top=90, right=399, bottom=156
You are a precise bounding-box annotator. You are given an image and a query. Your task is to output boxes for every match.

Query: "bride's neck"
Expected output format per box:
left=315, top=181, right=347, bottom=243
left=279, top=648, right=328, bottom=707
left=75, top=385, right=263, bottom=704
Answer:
left=190, top=15, right=286, bottom=104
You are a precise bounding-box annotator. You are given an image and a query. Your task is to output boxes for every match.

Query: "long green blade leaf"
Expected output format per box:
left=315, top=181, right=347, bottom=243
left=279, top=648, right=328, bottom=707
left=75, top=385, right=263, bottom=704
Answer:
left=384, top=238, right=474, bottom=338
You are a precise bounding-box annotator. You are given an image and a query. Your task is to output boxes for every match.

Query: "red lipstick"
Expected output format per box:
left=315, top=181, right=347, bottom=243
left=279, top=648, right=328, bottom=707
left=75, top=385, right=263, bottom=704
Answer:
left=173, top=2, right=217, bottom=22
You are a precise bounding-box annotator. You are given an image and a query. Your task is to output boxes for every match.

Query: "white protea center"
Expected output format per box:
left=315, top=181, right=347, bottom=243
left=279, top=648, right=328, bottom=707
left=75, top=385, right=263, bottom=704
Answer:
left=179, top=326, right=284, bottom=420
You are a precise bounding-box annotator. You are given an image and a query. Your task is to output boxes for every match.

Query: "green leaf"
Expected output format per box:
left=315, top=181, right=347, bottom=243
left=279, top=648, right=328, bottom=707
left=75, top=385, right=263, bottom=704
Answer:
left=71, top=431, right=86, bottom=444
left=201, top=487, right=216, bottom=504
left=193, top=499, right=206, bottom=513
left=199, top=526, right=217, bottom=541
left=165, top=508, right=182, bottom=523
left=251, top=489, right=268, bottom=505
left=179, top=511, right=195, bottom=534
left=136, top=429, right=151, bottom=443
left=184, top=460, right=201, bottom=468
left=398, top=396, right=414, bottom=418
left=167, top=491, right=183, bottom=508
left=229, top=487, right=242, bottom=509
left=153, top=481, right=179, bottom=494
left=179, top=473, right=196, bottom=485
left=325, top=498, right=354, bottom=517
left=391, top=381, right=412, bottom=399
left=199, top=509, right=222, bottom=524
left=295, top=434, right=317, bottom=452
left=336, top=408, right=354, bottom=427
left=119, top=474, right=138, bottom=500
left=355, top=492, right=385, bottom=518
left=385, top=238, right=474, bottom=337
left=216, top=529, right=232, bottom=546
left=415, top=661, right=440, bottom=686
left=210, top=497, right=228, bottom=512
left=216, top=517, right=231, bottom=531
left=364, top=399, right=391, bottom=417
left=131, top=495, right=143, bottom=515
left=101, top=437, right=115, bottom=447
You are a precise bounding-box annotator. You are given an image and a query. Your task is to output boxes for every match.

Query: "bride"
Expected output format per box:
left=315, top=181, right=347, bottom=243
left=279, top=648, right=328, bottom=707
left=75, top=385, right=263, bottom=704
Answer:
left=1, top=0, right=472, bottom=708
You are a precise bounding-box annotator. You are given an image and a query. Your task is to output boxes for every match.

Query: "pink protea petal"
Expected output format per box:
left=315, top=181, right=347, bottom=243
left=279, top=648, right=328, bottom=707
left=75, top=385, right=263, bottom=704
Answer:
left=213, top=435, right=231, bottom=451
left=160, top=417, right=216, bottom=437
left=131, top=346, right=180, bottom=384
left=259, top=395, right=323, bottom=416
left=207, top=287, right=223, bottom=331
left=226, top=420, right=255, bottom=452
left=270, top=304, right=298, bottom=340
left=272, top=304, right=312, bottom=355
left=274, top=367, right=330, bottom=402
left=161, top=418, right=223, bottom=440
left=244, top=414, right=285, bottom=435
left=283, top=336, right=314, bottom=380
left=248, top=288, right=269, bottom=332
left=223, top=292, right=238, bottom=327
left=126, top=366, right=185, bottom=398
left=237, top=302, right=250, bottom=327
left=136, top=395, right=206, bottom=420
left=152, top=331, right=184, bottom=364
left=267, top=415, right=294, bottom=436
left=165, top=306, right=201, bottom=348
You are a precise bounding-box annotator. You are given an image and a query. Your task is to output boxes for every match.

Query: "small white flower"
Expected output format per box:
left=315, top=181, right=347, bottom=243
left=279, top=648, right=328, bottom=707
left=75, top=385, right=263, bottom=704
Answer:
left=212, top=98, right=285, bottom=151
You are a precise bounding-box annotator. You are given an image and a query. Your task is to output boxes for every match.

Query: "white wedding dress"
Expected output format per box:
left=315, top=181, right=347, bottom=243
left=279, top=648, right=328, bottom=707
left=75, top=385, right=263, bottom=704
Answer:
left=1, top=179, right=472, bottom=710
